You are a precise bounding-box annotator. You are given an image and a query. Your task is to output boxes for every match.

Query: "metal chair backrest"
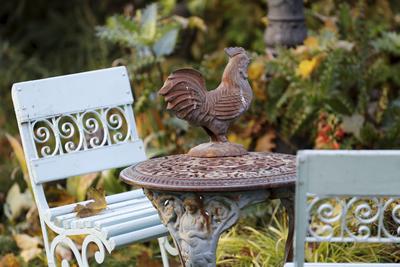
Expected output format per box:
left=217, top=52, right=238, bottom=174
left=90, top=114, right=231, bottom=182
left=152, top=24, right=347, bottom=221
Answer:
left=294, top=150, right=400, bottom=266
left=12, top=66, right=145, bottom=189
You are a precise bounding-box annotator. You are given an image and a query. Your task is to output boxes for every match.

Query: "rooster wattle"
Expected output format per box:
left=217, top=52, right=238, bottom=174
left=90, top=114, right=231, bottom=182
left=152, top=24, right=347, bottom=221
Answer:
left=158, top=47, right=253, bottom=157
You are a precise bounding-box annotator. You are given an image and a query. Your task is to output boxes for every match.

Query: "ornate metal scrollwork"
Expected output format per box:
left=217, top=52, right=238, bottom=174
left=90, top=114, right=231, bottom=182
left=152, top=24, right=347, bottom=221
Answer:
left=145, top=189, right=269, bottom=267
left=307, top=195, right=400, bottom=243
left=31, top=119, right=59, bottom=157
left=104, top=106, right=130, bottom=144
left=30, top=104, right=134, bottom=159
left=49, top=234, right=106, bottom=267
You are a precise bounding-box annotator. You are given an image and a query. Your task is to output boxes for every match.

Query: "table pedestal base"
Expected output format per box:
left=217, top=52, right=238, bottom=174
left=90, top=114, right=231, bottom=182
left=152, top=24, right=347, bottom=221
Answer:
left=145, top=189, right=271, bottom=267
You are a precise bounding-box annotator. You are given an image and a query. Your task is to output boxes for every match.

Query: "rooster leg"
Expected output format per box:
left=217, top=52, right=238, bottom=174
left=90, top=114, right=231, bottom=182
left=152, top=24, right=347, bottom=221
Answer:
left=202, top=127, right=218, bottom=142
left=216, top=135, right=228, bottom=143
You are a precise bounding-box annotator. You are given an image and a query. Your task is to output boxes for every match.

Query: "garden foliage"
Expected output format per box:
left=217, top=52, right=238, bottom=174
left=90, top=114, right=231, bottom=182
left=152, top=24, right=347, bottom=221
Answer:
left=1, top=0, right=400, bottom=266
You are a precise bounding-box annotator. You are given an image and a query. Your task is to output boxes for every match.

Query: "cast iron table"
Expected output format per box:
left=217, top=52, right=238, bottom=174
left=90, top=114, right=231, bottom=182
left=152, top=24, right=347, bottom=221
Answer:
left=120, top=152, right=296, bottom=267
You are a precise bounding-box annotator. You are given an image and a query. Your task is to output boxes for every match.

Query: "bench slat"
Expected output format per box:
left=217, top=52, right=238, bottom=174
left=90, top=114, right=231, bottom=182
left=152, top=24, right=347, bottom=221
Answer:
left=54, top=198, right=150, bottom=228
left=94, top=207, right=158, bottom=230
left=71, top=203, right=154, bottom=229
left=110, top=224, right=168, bottom=249
left=101, top=214, right=161, bottom=238
left=48, top=189, right=145, bottom=219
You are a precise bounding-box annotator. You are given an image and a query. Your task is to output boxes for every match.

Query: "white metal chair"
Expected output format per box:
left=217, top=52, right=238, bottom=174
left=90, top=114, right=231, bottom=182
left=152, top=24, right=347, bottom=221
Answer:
left=285, top=150, right=400, bottom=267
left=11, top=66, right=177, bottom=266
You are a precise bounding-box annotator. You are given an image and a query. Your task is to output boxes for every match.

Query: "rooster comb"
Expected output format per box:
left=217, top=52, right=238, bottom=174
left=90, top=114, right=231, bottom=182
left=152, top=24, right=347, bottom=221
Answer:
left=224, top=47, right=247, bottom=58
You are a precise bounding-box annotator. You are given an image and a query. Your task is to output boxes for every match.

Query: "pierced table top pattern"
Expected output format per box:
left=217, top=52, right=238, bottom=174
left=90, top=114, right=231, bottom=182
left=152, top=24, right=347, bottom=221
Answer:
left=120, top=152, right=296, bottom=192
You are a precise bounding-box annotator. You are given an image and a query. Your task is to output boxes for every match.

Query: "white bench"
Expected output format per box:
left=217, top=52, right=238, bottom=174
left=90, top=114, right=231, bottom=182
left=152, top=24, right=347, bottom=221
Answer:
left=12, top=66, right=177, bottom=266
left=285, top=150, right=400, bottom=267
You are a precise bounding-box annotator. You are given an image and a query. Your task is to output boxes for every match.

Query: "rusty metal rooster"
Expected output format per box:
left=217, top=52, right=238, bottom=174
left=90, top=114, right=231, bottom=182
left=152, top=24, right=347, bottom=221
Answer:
left=159, top=47, right=253, bottom=157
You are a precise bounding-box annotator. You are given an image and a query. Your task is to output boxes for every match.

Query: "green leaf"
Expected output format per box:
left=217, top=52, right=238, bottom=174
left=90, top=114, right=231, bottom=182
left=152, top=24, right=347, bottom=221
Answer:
left=100, top=170, right=126, bottom=195
left=372, top=32, right=400, bottom=56
left=160, top=0, right=176, bottom=15
left=326, top=97, right=352, bottom=115
left=153, top=29, right=178, bottom=57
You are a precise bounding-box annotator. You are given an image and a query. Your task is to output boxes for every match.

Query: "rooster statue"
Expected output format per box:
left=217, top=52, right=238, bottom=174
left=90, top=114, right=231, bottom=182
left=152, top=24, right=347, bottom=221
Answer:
left=159, top=47, right=253, bottom=157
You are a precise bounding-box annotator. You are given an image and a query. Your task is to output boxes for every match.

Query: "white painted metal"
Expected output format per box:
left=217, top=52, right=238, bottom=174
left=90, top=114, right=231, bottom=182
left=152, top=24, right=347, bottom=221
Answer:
left=290, top=150, right=400, bottom=267
left=47, top=190, right=145, bottom=219
left=110, top=225, right=168, bottom=247
left=298, top=150, right=400, bottom=196
left=32, top=141, right=146, bottom=183
left=12, top=66, right=133, bottom=122
left=54, top=198, right=152, bottom=228
left=11, top=67, right=177, bottom=267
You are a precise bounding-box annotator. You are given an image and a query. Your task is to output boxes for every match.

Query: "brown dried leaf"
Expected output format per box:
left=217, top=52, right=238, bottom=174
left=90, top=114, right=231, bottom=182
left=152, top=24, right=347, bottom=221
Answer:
left=255, top=129, right=276, bottom=152
left=6, top=134, right=29, bottom=183
left=13, top=234, right=43, bottom=262
left=74, top=188, right=107, bottom=218
left=20, top=248, right=42, bottom=262
left=0, top=253, right=20, bottom=267
left=13, top=234, right=42, bottom=250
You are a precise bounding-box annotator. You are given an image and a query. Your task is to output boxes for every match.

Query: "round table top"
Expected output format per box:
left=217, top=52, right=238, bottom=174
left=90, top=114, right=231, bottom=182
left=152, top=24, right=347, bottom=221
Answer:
left=120, top=152, right=296, bottom=192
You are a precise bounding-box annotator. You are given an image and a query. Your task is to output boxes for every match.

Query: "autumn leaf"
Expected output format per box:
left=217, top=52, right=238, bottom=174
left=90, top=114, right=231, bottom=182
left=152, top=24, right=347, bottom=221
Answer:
left=248, top=60, right=265, bottom=80
left=0, top=253, right=20, bottom=267
left=255, top=129, right=276, bottom=152
left=13, top=234, right=42, bottom=262
left=6, top=134, right=29, bottom=184
left=296, top=57, right=319, bottom=79
left=260, top=16, right=269, bottom=26
left=188, top=16, right=207, bottom=32
left=324, top=18, right=338, bottom=33
left=74, top=188, right=107, bottom=218
left=304, top=36, right=319, bottom=50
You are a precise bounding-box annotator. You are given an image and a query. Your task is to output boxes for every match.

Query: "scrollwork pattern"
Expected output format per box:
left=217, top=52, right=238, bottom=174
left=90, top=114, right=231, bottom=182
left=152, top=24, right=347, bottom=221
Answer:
left=104, top=107, right=130, bottom=144
left=32, top=119, right=59, bottom=157
left=308, top=196, right=342, bottom=241
left=81, top=110, right=107, bottom=148
left=307, top=195, right=400, bottom=242
left=49, top=234, right=105, bottom=267
left=30, top=105, right=134, bottom=158
left=56, top=115, right=83, bottom=154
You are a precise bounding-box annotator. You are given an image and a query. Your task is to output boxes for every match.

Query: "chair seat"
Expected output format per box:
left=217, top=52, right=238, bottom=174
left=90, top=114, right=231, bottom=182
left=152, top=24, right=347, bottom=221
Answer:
left=46, top=189, right=169, bottom=248
left=284, top=263, right=399, bottom=266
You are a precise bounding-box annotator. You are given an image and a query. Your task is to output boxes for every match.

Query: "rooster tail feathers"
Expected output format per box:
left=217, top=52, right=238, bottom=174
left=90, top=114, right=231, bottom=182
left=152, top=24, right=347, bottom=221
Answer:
left=158, top=68, right=207, bottom=121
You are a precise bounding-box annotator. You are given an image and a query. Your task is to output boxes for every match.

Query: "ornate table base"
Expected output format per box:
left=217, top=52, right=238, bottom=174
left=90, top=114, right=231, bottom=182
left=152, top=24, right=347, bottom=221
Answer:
left=145, top=189, right=293, bottom=267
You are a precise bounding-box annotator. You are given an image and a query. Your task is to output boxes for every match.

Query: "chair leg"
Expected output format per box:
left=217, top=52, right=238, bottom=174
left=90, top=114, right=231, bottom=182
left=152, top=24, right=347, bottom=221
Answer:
left=158, top=237, right=170, bottom=267
left=38, top=216, right=56, bottom=267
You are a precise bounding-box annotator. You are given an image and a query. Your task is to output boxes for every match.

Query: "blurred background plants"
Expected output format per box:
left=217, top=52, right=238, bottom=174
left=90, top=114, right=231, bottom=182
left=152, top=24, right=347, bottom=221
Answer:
left=1, top=0, right=400, bottom=266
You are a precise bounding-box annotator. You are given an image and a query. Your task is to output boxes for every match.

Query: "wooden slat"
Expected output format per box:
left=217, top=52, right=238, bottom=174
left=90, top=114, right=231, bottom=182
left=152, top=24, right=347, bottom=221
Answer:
left=31, top=140, right=146, bottom=184
left=12, top=66, right=132, bottom=122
